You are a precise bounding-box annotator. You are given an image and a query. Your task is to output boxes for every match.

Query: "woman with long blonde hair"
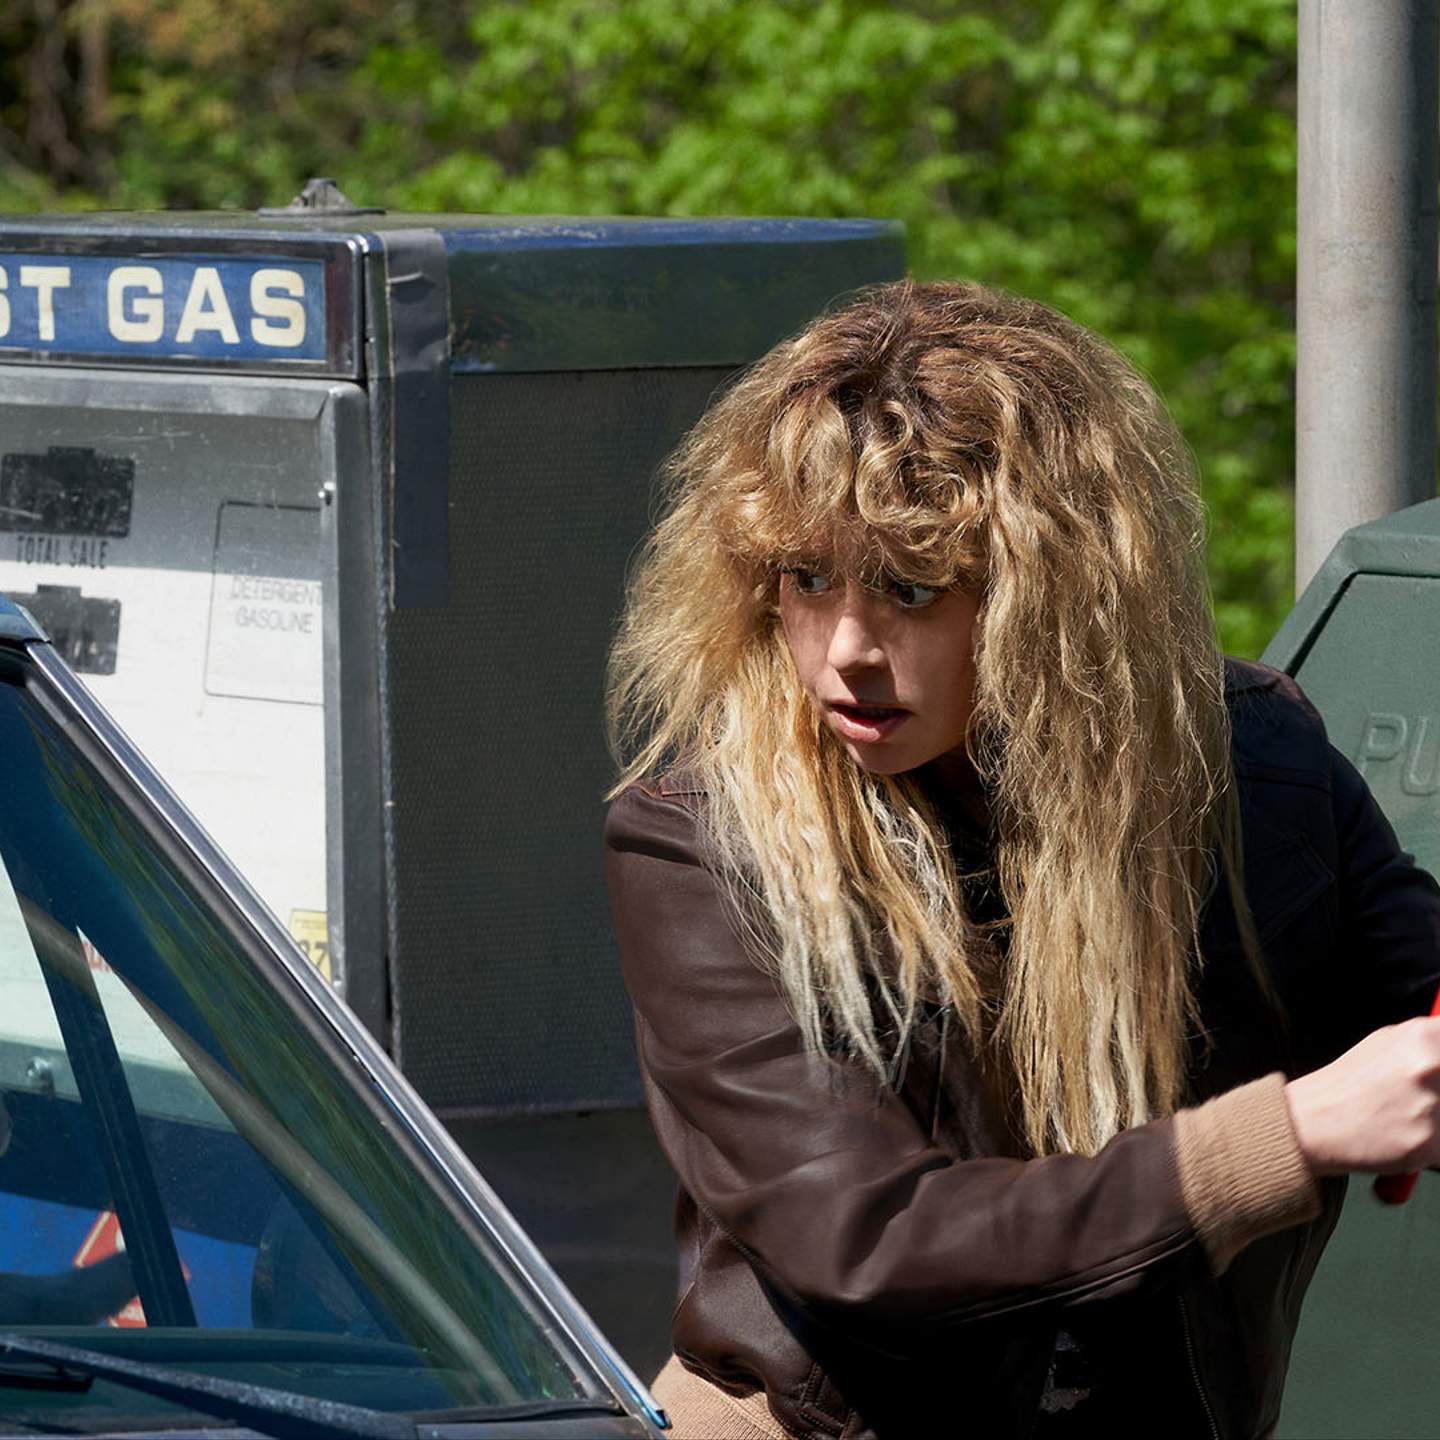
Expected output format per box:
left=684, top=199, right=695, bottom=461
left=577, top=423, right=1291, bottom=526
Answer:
left=604, top=279, right=1440, bottom=1437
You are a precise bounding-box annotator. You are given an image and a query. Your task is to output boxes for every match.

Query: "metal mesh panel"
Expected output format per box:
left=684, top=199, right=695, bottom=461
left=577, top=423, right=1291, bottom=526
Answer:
left=387, top=367, right=735, bottom=1112
left=450, top=1110, right=678, bottom=1378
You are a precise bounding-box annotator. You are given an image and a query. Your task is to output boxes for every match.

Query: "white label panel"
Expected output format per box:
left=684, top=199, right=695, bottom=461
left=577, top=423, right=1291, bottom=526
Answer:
left=206, top=503, right=323, bottom=706
left=0, top=377, right=342, bottom=985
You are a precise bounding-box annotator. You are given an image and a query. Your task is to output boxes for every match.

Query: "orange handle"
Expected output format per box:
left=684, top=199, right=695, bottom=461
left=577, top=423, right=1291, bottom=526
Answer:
left=1373, top=984, right=1440, bottom=1205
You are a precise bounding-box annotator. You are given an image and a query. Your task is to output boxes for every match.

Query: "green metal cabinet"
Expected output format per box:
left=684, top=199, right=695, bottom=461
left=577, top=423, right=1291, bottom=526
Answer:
left=1263, top=498, right=1440, bottom=1439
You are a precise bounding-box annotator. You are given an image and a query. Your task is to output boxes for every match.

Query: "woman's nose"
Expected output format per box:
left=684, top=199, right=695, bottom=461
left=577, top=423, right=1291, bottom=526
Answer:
left=826, top=595, right=887, bottom=674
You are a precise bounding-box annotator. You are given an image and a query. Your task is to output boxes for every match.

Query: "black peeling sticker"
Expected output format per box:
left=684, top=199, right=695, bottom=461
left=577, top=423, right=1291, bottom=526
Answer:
left=379, top=230, right=451, bottom=609
left=0, top=447, right=135, bottom=538
left=15, top=584, right=121, bottom=674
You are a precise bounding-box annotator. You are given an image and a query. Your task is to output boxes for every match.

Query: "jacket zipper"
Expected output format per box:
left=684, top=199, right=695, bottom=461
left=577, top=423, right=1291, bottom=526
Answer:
left=1177, top=1293, right=1220, bottom=1440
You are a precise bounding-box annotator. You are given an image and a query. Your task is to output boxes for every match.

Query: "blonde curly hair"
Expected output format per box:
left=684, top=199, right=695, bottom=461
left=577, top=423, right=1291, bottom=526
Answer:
left=606, top=278, right=1263, bottom=1157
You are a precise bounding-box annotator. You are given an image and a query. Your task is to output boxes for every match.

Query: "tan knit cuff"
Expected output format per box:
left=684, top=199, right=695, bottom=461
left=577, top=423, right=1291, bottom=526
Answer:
left=651, top=1356, right=795, bottom=1439
left=1173, top=1072, right=1322, bottom=1275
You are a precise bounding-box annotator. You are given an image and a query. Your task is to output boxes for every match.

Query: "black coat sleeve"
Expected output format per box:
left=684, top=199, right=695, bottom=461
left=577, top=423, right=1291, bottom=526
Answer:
left=1330, top=743, right=1440, bottom=1046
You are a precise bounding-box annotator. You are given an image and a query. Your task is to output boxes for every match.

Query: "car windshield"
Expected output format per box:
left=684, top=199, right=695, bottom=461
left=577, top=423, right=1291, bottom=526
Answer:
left=0, top=646, right=587, bottom=1434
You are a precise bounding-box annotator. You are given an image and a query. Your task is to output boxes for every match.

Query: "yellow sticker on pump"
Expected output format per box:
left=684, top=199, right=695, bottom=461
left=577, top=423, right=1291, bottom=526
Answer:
left=287, top=909, right=330, bottom=981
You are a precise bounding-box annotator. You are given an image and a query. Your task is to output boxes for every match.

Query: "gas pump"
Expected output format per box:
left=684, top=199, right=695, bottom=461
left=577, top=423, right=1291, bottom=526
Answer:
left=0, top=193, right=905, bottom=1368
left=1264, top=501, right=1440, bottom=1438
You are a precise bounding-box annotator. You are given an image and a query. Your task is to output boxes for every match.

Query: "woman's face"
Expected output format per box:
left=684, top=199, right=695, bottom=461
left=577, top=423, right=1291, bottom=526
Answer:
left=777, top=562, right=981, bottom=776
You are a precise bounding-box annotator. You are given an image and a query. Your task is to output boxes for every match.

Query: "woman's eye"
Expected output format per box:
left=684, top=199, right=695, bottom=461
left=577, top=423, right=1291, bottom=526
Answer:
left=784, top=567, right=831, bottom=596
left=884, top=578, right=941, bottom=609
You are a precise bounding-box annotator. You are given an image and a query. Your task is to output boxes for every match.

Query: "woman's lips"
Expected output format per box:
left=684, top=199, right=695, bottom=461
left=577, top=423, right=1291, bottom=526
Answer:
left=825, top=701, right=911, bottom=742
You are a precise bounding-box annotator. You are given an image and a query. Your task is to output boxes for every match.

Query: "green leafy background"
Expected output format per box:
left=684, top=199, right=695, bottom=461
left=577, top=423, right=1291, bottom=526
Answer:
left=2, top=0, right=1301, bottom=654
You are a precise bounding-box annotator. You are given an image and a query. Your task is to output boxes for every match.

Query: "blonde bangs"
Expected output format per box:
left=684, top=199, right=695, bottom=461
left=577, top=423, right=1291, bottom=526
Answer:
left=711, top=388, right=991, bottom=597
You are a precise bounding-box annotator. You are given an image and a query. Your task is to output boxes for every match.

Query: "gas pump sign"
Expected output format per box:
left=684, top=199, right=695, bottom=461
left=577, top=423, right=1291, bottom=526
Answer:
left=0, top=254, right=326, bottom=364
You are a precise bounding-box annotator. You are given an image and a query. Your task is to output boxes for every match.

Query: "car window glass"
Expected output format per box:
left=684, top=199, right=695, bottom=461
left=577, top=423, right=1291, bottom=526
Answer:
left=0, top=655, right=584, bottom=1431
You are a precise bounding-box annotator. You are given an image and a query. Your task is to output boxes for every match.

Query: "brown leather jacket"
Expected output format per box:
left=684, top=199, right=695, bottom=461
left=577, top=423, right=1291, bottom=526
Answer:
left=604, top=659, right=1440, bottom=1439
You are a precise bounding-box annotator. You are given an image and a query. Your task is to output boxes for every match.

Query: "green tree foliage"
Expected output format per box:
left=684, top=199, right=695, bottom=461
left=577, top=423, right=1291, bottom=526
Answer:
left=1, top=0, right=1298, bottom=654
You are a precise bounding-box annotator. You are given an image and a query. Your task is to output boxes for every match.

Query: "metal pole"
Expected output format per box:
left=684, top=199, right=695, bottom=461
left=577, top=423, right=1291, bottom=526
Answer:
left=1296, top=0, right=1439, bottom=595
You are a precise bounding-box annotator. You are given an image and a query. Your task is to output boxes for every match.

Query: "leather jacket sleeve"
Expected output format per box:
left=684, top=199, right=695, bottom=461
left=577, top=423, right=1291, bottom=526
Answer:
left=605, top=780, right=1312, bottom=1337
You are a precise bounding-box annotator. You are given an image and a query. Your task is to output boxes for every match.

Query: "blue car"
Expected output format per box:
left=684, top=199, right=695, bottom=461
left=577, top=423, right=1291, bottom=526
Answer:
left=0, top=592, right=665, bottom=1439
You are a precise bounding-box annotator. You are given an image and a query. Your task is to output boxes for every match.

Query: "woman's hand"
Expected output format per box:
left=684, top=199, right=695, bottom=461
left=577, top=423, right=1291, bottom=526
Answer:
left=1285, top=1016, right=1440, bottom=1177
